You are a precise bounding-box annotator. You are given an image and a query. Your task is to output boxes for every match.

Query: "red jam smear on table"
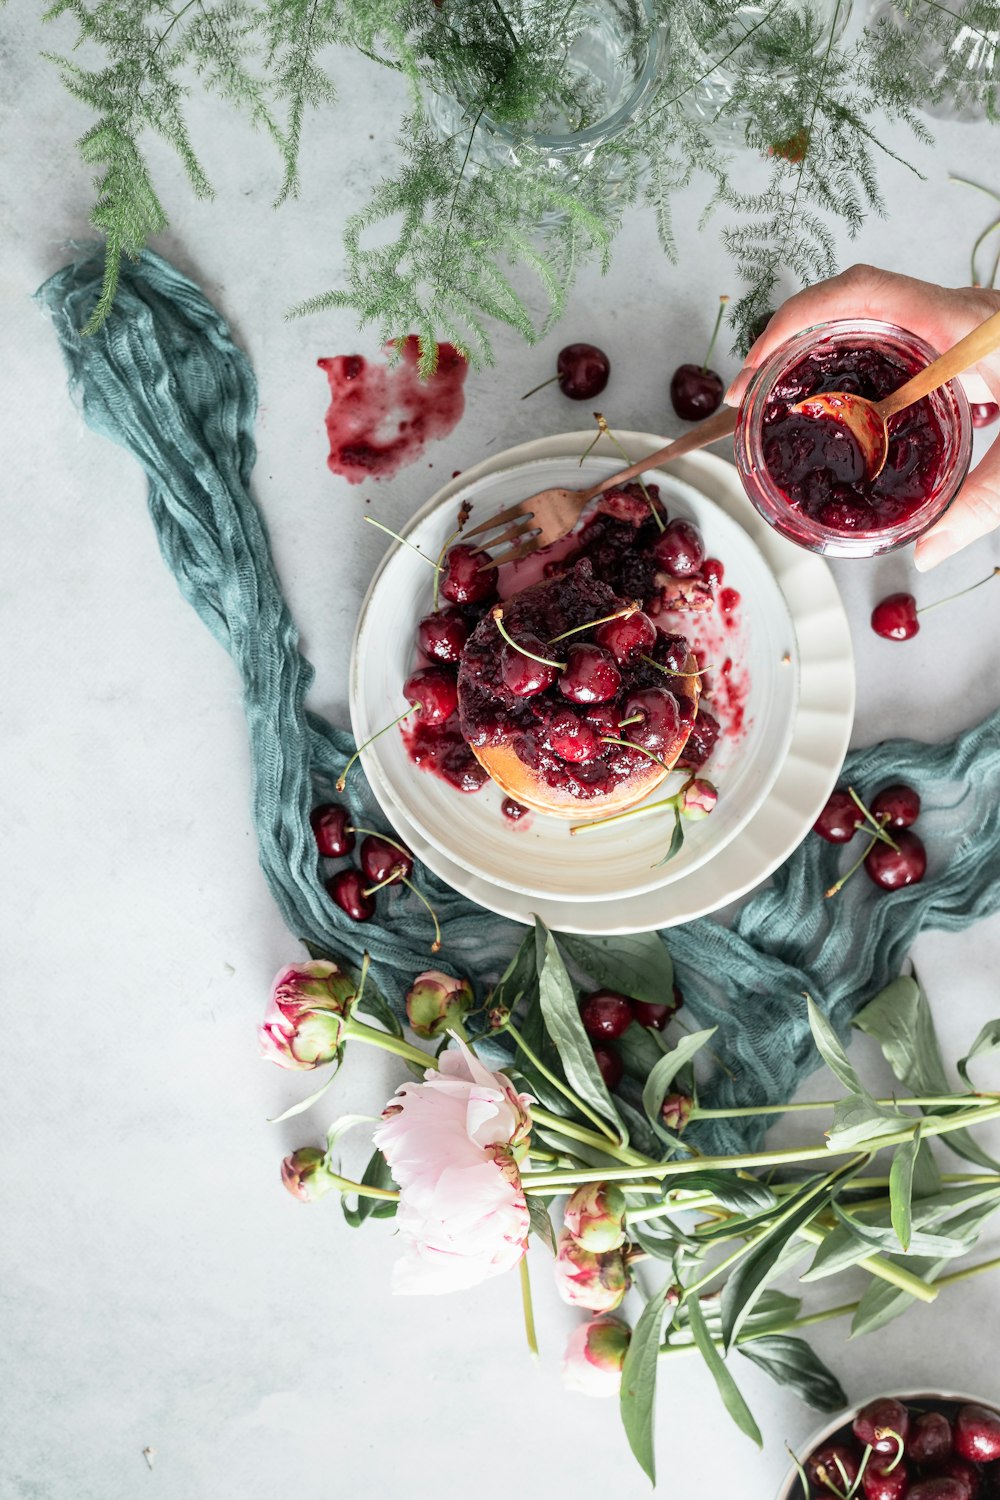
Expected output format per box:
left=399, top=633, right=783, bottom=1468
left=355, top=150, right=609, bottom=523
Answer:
left=760, top=344, right=949, bottom=533
left=319, top=337, right=467, bottom=484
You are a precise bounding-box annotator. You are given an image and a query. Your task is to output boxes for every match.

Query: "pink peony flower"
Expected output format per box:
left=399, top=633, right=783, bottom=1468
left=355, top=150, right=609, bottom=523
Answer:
left=258, top=961, right=356, bottom=1070
left=373, top=1038, right=533, bottom=1295
left=553, top=1230, right=629, bottom=1312
left=562, top=1316, right=632, bottom=1398
left=660, top=1092, right=693, bottom=1132
left=563, top=1182, right=627, bottom=1253
left=405, top=970, right=474, bottom=1039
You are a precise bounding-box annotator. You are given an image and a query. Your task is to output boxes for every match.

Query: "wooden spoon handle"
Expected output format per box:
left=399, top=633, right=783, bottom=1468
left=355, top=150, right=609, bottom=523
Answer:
left=583, top=405, right=739, bottom=500
left=877, top=307, right=1000, bottom=421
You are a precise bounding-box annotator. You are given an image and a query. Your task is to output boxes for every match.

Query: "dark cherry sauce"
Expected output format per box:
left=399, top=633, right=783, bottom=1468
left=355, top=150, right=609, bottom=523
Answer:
left=761, top=345, right=949, bottom=533
left=502, top=797, right=532, bottom=826
left=401, top=717, right=488, bottom=794
left=319, top=336, right=467, bottom=484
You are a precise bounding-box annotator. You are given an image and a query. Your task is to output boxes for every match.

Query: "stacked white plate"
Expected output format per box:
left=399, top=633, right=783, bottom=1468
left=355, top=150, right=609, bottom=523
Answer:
left=349, top=431, right=855, bottom=934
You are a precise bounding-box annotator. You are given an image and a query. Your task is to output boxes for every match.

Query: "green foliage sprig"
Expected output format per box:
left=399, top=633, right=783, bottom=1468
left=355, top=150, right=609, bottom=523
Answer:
left=41, top=1, right=1000, bottom=359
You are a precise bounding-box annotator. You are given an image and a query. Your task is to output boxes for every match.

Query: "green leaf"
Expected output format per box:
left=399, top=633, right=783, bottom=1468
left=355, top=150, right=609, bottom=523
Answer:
left=526, top=1195, right=557, bottom=1254
left=641, top=1029, right=717, bottom=1141
left=669, top=1170, right=778, bottom=1217
left=800, top=1220, right=873, bottom=1282
left=806, top=995, right=863, bottom=1095
left=654, top=811, right=685, bottom=867
left=912, top=1137, right=943, bottom=1199
left=686, top=1294, right=762, bottom=1447
left=958, top=1020, right=1000, bottom=1088
left=266, top=1056, right=343, bottom=1123
left=889, top=1125, right=921, bottom=1251
left=342, top=1149, right=397, bottom=1227
left=617, top=1019, right=669, bottom=1084
left=534, top=920, right=626, bottom=1142
left=631, top=1221, right=689, bottom=1261
left=492, top=932, right=538, bottom=1013
left=353, top=978, right=403, bottom=1039
left=620, top=1283, right=677, bottom=1484
left=826, top=1095, right=911, bottom=1152
left=737, top=1336, right=846, bottom=1414
left=851, top=1254, right=949, bottom=1338
left=693, top=1178, right=821, bottom=1243
left=556, top=931, right=674, bottom=1008
left=325, top=1113, right=377, bottom=1154
left=614, top=1097, right=663, bottom=1159
left=831, top=1204, right=974, bottom=1260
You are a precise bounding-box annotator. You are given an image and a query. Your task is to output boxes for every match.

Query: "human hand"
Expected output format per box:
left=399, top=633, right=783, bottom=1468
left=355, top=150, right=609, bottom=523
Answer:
left=725, top=265, right=1000, bottom=570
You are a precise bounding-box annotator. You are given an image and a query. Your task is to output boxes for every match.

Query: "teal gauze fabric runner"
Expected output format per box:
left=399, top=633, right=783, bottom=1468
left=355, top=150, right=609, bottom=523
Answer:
left=38, top=246, right=1000, bottom=1154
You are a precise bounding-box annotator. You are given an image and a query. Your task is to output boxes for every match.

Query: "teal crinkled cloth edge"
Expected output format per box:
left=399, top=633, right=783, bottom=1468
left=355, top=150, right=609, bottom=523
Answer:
left=37, top=246, right=1000, bottom=1155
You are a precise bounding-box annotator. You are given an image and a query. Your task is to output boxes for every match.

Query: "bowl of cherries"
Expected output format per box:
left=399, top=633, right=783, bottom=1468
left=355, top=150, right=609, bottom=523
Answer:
left=778, top=1393, right=1000, bottom=1500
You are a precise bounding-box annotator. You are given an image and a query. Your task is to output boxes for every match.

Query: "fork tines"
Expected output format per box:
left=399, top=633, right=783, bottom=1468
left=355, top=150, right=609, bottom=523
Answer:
left=463, top=501, right=535, bottom=542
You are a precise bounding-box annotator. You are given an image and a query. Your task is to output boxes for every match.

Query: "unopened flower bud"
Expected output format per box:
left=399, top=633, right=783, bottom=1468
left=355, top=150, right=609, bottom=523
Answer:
left=486, top=1003, right=511, bottom=1032
left=661, top=1092, right=693, bottom=1133
left=405, top=970, right=474, bottom=1039
left=554, top=1229, right=629, bottom=1312
left=281, top=1147, right=337, bottom=1202
left=563, top=1315, right=632, bottom=1397
left=564, top=1182, right=627, bottom=1252
left=680, top=777, right=718, bottom=820
left=259, top=961, right=355, bottom=1070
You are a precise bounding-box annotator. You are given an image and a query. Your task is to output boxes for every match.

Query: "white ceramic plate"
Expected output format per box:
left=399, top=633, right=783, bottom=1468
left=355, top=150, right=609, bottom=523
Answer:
left=349, top=431, right=855, bottom=932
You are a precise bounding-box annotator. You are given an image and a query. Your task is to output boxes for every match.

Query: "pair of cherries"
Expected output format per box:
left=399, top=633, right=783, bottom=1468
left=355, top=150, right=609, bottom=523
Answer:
left=815, top=783, right=927, bottom=894
left=578, top=985, right=684, bottom=1090
left=311, top=802, right=441, bottom=950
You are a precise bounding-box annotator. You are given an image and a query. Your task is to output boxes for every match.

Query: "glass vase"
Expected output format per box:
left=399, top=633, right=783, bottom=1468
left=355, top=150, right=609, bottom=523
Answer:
left=867, top=1, right=999, bottom=121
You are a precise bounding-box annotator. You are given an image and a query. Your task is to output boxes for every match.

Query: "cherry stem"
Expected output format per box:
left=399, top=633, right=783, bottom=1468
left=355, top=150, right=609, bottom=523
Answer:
left=433, top=523, right=468, bottom=612
left=520, top=373, right=558, bottom=401
left=917, top=565, right=1000, bottom=618
left=363, top=866, right=408, bottom=898
left=599, top=735, right=675, bottom=773
left=401, top=876, right=442, bottom=953
left=824, top=829, right=879, bottom=899
left=701, top=294, right=730, bottom=374
left=548, top=602, right=640, bottom=645
left=364, top=516, right=440, bottom=571
left=491, top=606, right=567, bottom=668
left=618, top=713, right=643, bottom=728
left=591, top=413, right=665, bottom=533
left=846, top=785, right=899, bottom=851
left=349, top=826, right=413, bottom=860
left=640, top=653, right=712, bottom=679
left=336, top=705, right=417, bottom=791
left=881, top=1434, right=906, bottom=1476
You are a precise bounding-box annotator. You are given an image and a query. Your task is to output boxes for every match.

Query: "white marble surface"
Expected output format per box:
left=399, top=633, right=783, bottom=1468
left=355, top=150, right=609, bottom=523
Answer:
left=3, top=10, right=1000, bottom=1498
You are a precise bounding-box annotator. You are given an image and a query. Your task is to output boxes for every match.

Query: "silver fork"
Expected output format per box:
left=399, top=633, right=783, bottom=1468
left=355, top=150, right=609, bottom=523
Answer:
left=463, top=406, right=739, bottom=567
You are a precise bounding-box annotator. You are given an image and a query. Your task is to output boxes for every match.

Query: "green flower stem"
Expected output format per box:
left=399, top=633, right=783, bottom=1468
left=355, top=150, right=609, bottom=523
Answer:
left=519, top=1256, right=539, bottom=1359
left=932, top=1250, right=1000, bottom=1288
left=507, top=1020, right=622, bottom=1147
left=690, top=1094, right=998, bottom=1119
left=328, top=1171, right=399, bottom=1201
left=568, top=787, right=683, bottom=835
left=529, top=1105, right=650, bottom=1167
left=659, top=1300, right=857, bottom=1357
left=344, top=1018, right=433, bottom=1069
left=794, top=1222, right=937, bottom=1303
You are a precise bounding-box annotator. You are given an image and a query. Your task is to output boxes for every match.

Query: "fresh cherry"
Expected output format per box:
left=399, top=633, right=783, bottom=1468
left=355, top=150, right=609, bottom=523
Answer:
left=670, top=363, right=724, bottom=422
left=440, top=544, right=497, bottom=605
left=862, top=1454, right=911, bottom=1500
left=938, top=1458, right=980, bottom=1499
left=360, top=834, right=413, bottom=886
left=971, top=400, right=1000, bottom=428
left=907, top=1480, right=973, bottom=1500
left=501, top=636, right=559, bottom=696
left=580, top=990, right=635, bottom=1041
left=813, top=789, right=863, bottom=843
left=542, top=709, right=603, bottom=763
left=326, top=868, right=375, bottom=923
left=621, top=687, right=680, bottom=754
left=653, top=519, right=706, bottom=578
left=404, top=666, right=459, bottom=725
left=954, top=1404, right=1000, bottom=1463
left=633, top=984, right=684, bottom=1030
left=807, top=1443, right=860, bottom=1494
left=311, top=802, right=354, bottom=857
left=907, top=1410, right=953, bottom=1465
left=593, top=1045, right=623, bottom=1090
left=558, top=644, right=622, bottom=705
left=871, top=592, right=919, bottom=641
left=594, top=609, right=657, bottom=664
left=864, top=827, right=927, bottom=891
left=870, top=783, right=921, bottom=830
left=417, top=610, right=470, bottom=664
left=521, top=343, right=611, bottom=402
left=854, top=1397, right=911, bottom=1454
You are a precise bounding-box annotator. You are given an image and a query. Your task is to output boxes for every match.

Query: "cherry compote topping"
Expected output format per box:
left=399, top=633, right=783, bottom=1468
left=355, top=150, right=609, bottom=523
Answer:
left=558, top=644, right=622, bottom=705
left=501, top=636, right=558, bottom=696
left=501, top=797, right=529, bottom=822
left=864, top=827, right=927, bottom=890
left=872, top=592, right=919, bottom=641
left=311, top=802, right=354, bottom=857
left=594, top=609, right=656, bottom=663
left=327, top=868, right=375, bottom=922
left=653, top=518, right=706, bottom=578
left=440, top=543, right=498, bottom=605
left=871, top=783, right=921, bottom=829
left=761, top=346, right=950, bottom=534
left=593, top=1046, right=623, bottom=1090
left=580, top=990, right=635, bottom=1040
left=417, top=610, right=470, bottom=664
left=404, top=666, right=459, bottom=725
left=621, top=687, right=680, bottom=754
left=814, top=789, right=863, bottom=843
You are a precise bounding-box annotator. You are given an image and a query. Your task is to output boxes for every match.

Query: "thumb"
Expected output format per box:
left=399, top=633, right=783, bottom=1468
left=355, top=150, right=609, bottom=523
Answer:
left=914, top=441, right=1000, bottom=570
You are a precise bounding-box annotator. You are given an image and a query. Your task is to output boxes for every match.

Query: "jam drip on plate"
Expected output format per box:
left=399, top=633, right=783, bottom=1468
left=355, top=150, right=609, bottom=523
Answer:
left=761, top=345, right=949, bottom=533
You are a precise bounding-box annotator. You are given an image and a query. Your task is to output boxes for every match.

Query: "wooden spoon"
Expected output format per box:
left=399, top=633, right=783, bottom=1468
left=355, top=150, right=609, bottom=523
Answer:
left=790, top=306, right=1000, bottom=481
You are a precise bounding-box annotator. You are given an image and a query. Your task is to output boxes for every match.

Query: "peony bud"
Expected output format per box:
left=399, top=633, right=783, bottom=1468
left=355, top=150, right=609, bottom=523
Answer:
left=405, top=970, right=474, bottom=1039
left=554, top=1229, right=629, bottom=1312
left=680, top=777, right=718, bottom=820
left=281, top=1147, right=337, bottom=1202
left=258, top=960, right=356, bottom=1070
left=562, top=1315, right=631, bottom=1398
left=661, top=1092, right=693, bottom=1132
left=563, top=1182, right=627, bottom=1253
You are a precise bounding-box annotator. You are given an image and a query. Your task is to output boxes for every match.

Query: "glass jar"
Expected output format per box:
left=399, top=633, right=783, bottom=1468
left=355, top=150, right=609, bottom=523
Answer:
left=423, top=0, right=666, bottom=211
left=734, top=319, right=973, bottom=558
left=867, top=1, right=999, bottom=121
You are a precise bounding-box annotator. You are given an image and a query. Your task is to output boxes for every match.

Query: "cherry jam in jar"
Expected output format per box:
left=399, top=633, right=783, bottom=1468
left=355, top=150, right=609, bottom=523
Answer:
left=735, top=320, right=972, bottom=557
